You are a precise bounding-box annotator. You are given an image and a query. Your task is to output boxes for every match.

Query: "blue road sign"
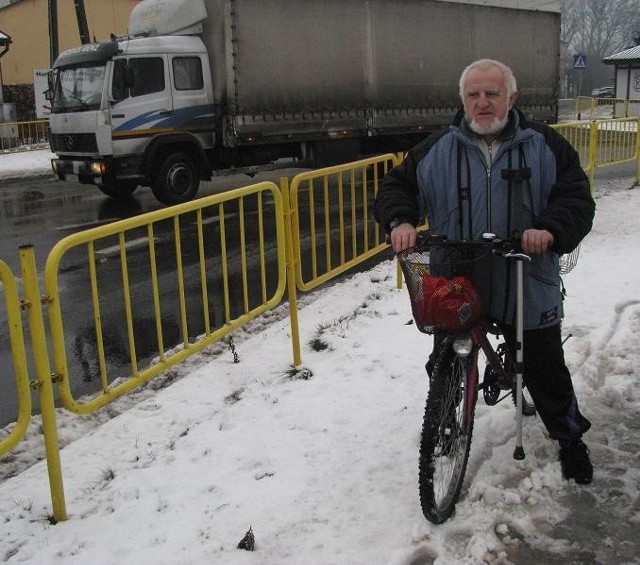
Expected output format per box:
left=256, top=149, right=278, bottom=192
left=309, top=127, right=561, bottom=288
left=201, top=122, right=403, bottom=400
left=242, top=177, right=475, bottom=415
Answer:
left=573, top=54, right=587, bottom=70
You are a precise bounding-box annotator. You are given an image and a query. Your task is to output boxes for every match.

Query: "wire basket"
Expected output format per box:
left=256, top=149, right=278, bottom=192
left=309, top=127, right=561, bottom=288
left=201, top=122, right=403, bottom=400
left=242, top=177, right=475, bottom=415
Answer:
left=559, top=244, right=580, bottom=275
left=397, top=241, right=492, bottom=334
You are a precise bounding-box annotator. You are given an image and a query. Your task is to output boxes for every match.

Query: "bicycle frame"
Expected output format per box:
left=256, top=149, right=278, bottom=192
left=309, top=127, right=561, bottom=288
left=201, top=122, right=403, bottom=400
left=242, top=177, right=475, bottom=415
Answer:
left=453, top=325, right=512, bottom=430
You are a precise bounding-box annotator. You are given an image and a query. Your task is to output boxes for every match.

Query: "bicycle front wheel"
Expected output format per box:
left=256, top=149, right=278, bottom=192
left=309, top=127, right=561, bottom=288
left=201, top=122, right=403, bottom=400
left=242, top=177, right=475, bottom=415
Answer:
left=418, top=340, right=476, bottom=524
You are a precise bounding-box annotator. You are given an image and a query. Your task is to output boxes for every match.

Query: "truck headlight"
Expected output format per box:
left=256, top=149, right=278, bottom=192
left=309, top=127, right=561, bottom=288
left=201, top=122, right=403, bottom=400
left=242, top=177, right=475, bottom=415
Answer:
left=90, top=161, right=106, bottom=175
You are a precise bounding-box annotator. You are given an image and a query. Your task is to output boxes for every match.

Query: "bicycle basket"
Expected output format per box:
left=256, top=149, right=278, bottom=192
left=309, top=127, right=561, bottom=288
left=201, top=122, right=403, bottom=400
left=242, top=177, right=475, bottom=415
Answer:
left=559, top=244, right=580, bottom=275
left=398, top=242, right=489, bottom=334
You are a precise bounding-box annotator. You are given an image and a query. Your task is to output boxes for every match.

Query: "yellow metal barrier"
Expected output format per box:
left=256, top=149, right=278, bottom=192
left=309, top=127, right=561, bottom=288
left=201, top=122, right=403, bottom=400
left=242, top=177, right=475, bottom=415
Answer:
left=573, top=97, right=640, bottom=121
left=44, top=182, right=287, bottom=414
left=551, top=118, right=640, bottom=185
left=551, top=120, right=593, bottom=175
left=0, top=119, right=50, bottom=151
left=626, top=99, right=640, bottom=118
left=593, top=97, right=627, bottom=120
left=575, top=96, right=595, bottom=120
left=288, top=154, right=399, bottom=291
left=0, top=260, right=32, bottom=457
left=591, top=118, right=640, bottom=170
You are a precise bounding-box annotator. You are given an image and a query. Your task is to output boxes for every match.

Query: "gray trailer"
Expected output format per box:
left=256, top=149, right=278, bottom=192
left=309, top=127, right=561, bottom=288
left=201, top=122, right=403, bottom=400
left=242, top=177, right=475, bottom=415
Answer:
left=49, top=0, right=561, bottom=204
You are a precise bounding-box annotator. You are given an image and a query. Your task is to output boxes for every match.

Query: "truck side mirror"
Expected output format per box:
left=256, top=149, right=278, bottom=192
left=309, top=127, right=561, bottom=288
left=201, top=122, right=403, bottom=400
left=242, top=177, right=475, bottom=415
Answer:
left=45, top=71, right=55, bottom=101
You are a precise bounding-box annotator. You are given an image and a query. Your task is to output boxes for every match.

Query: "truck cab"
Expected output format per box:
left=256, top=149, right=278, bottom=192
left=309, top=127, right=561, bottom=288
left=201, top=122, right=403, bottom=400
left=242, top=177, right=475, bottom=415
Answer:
left=49, top=7, right=216, bottom=204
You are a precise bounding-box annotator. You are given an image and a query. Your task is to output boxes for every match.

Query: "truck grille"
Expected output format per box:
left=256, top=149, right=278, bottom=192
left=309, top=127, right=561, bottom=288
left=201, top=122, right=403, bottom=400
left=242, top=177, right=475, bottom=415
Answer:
left=50, top=133, right=98, bottom=153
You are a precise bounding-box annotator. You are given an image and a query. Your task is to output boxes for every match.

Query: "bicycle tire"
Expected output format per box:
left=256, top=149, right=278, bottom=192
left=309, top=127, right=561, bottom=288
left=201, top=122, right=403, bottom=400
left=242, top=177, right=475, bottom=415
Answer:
left=418, top=340, right=476, bottom=523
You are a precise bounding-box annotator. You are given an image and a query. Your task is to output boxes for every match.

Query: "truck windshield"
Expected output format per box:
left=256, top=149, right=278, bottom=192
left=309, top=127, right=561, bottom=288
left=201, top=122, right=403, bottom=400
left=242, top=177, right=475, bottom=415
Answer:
left=51, top=65, right=106, bottom=113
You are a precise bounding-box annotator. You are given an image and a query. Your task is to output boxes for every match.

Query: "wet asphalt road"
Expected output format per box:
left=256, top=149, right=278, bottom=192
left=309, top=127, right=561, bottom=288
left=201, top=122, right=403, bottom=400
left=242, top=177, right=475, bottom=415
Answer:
left=0, top=170, right=307, bottom=427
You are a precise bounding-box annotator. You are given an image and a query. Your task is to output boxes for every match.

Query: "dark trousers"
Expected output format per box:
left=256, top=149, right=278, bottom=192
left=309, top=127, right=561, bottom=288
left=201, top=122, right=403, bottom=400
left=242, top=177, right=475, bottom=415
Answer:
left=500, top=323, right=591, bottom=444
left=429, top=323, right=591, bottom=444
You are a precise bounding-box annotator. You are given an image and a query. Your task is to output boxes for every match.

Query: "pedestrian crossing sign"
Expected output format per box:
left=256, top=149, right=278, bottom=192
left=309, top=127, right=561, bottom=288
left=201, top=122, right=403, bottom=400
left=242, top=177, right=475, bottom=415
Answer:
left=573, top=54, right=587, bottom=70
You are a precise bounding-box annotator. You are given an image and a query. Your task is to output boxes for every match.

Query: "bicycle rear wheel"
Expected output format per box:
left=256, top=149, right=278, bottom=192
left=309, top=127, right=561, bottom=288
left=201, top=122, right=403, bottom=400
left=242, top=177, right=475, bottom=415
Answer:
left=418, top=340, right=476, bottom=523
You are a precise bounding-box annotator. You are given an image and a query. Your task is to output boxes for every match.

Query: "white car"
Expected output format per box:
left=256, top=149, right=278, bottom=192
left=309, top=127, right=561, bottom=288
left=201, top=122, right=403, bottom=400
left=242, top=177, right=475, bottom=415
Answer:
left=590, top=86, right=615, bottom=98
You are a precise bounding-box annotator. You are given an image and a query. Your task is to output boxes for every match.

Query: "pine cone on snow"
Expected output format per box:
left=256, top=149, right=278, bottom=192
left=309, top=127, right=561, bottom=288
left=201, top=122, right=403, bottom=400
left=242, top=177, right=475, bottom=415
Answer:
left=237, top=526, right=255, bottom=551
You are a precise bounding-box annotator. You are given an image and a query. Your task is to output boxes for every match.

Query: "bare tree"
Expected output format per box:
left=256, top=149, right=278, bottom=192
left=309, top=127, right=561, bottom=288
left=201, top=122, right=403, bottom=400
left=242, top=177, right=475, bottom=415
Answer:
left=561, top=0, right=640, bottom=95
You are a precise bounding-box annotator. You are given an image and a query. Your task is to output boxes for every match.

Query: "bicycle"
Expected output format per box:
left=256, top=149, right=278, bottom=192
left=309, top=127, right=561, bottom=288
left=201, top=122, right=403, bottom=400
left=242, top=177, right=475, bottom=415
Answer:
left=397, top=232, right=533, bottom=524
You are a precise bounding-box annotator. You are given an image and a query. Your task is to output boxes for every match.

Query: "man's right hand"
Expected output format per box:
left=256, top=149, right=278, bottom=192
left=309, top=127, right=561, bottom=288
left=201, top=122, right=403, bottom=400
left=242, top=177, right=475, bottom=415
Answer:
left=390, top=223, right=418, bottom=252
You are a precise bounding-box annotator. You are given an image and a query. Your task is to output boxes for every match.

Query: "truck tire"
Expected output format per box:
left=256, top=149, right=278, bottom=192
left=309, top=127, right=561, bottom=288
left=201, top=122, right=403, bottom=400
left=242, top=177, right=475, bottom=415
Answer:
left=99, top=180, right=138, bottom=199
left=151, top=152, right=199, bottom=205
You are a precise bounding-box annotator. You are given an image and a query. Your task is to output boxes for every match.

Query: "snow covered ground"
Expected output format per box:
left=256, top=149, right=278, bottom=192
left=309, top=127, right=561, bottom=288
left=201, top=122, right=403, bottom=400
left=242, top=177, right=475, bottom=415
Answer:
left=0, top=150, right=639, bottom=564
left=0, top=147, right=55, bottom=181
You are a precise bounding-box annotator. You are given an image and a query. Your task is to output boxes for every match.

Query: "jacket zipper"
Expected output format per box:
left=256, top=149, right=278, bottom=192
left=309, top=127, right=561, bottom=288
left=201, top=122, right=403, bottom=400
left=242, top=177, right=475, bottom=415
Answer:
left=485, top=144, right=493, bottom=232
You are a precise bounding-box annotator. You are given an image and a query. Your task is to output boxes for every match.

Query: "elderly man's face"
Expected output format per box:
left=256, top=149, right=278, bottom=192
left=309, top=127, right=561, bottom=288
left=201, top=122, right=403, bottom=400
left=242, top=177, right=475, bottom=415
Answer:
left=462, top=66, right=516, bottom=137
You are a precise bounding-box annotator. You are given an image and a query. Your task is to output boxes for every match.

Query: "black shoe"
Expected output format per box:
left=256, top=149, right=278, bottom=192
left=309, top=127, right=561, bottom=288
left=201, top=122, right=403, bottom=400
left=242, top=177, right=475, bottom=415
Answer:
left=559, top=440, right=593, bottom=484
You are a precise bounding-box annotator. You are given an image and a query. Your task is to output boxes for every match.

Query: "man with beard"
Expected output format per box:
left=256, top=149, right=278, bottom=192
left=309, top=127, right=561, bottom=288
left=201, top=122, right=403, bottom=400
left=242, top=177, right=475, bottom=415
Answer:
left=374, top=59, right=596, bottom=484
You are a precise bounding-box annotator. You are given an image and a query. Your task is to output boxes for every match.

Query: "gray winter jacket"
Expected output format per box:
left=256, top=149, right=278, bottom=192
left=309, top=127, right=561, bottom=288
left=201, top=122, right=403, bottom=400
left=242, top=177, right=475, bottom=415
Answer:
left=375, top=109, right=595, bottom=329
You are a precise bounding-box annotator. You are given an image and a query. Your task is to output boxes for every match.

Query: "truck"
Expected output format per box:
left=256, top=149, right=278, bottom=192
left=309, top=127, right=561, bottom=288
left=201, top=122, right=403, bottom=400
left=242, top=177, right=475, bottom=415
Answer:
left=48, top=0, right=561, bottom=205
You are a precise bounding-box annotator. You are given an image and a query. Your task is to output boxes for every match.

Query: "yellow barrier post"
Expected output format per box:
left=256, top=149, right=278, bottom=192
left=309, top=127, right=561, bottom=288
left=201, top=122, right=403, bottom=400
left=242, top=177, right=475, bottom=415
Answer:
left=587, top=121, right=599, bottom=188
left=19, top=244, right=67, bottom=522
left=281, top=177, right=302, bottom=366
left=0, top=261, right=32, bottom=456
left=390, top=152, right=404, bottom=290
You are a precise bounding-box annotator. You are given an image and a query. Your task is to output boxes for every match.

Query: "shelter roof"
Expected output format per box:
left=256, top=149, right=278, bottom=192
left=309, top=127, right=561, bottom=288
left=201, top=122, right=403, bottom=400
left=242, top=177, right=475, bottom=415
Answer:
left=603, top=44, right=640, bottom=64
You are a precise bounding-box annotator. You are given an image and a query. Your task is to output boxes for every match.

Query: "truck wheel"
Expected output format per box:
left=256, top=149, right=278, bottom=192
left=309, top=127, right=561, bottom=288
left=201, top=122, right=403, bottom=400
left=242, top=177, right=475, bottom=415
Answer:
left=151, top=153, right=199, bottom=205
left=99, top=180, right=138, bottom=199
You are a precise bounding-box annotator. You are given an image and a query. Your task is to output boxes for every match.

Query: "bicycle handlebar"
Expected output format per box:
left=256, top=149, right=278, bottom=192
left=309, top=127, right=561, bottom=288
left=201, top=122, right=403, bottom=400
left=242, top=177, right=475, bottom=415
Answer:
left=402, top=232, right=531, bottom=262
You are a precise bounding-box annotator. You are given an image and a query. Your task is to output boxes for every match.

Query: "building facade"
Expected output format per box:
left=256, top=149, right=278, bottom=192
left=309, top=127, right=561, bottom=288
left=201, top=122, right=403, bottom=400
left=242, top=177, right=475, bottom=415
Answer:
left=603, top=44, right=640, bottom=104
left=0, top=0, right=138, bottom=119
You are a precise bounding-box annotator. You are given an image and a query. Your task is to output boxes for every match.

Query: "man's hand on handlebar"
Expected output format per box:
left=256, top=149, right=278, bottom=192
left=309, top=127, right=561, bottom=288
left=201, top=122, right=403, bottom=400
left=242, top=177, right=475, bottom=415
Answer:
left=521, top=229, right=554, bottom=254
left=390, top=223, right=418, bottom=253
left=390, top=225, right=554, bottom=255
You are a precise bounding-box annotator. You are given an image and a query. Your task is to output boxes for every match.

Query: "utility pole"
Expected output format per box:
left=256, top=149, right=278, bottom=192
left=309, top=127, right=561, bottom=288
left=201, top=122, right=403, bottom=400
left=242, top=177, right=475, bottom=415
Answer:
left=48, top=0, right=59, bottom=66
left=74, top=0, right=91, bottom=45
left=0, top=30, right=11, bottom=104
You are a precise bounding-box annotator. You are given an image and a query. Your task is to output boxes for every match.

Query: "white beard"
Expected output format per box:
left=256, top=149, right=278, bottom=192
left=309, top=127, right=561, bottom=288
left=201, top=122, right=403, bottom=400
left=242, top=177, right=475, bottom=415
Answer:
left=468, top=113, right=509, bottom=137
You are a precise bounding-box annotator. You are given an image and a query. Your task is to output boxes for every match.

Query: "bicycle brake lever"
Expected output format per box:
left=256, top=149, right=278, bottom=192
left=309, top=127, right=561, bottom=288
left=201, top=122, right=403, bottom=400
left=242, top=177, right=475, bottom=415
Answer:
left=505, top=250, right=532, bottom=262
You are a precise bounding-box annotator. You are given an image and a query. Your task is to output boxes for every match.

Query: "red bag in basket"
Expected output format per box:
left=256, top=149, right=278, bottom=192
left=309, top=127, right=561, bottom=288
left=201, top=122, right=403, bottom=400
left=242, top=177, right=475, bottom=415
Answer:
left=418, top=274, right=482, bottom=330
